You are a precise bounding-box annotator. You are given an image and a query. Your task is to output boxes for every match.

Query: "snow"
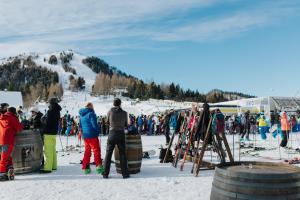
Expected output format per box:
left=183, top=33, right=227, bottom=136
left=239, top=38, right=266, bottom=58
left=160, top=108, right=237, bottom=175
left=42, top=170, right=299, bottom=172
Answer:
left=32, top=90, right=190, bottom=117
left=34, top=51, right=96, bottom=91
left=2, top=133, right=300, bottom=200
left=1, top=135, right=213, bottom=200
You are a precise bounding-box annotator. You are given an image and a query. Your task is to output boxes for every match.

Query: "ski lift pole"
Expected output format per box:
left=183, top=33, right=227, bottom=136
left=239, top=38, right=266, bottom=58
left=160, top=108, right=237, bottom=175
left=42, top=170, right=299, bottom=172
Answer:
left=232, top=131, right=235, bottom=161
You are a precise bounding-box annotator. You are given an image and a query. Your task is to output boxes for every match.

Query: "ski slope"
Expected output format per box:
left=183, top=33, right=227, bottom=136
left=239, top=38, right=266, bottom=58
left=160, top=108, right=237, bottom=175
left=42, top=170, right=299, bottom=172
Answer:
left=0, top=50, right=191, bottom=116
left=34, top=90, right=191, bottom=117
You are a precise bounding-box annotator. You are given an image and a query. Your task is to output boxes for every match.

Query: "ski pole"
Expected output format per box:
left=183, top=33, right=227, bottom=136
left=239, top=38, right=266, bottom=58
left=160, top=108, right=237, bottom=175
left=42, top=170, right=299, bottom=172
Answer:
left=232, top=131, right=235, bottom=161
left=58, top=133, right=65, bottom=156
left=278, top=132, right=282, bottom=160
left=238, top=132, right=241, bottom=162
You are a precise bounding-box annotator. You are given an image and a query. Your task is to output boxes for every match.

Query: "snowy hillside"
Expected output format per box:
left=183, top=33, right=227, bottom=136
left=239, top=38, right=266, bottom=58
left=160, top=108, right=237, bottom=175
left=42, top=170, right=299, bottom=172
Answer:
left=1, top=50, right=189, bottom=116
left=36, top=90, right=191, bottom=117
left=33, top=51, right=96, bottom=91
left=0, top=50, right=191, bottom=116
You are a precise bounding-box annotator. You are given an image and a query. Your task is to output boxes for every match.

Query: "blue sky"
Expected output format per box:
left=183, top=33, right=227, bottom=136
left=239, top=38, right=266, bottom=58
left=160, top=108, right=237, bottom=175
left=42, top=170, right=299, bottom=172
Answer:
left=0, top=0, right=299, bottom=97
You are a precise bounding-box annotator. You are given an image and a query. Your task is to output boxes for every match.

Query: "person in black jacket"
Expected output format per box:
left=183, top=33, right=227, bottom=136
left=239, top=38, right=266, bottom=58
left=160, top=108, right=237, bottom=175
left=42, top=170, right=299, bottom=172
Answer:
left=103, top=98, right=129, bottom=179
left=40, top=98, right=61, bottom=173
left=163, top=112, right=171, bottom=145
left=195, top=102, right=211, bottom=144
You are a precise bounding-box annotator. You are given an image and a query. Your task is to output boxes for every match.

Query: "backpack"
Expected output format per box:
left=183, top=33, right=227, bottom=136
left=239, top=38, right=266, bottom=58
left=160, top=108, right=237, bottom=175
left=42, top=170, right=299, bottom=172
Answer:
left=159, top=148, right=173, bottom=163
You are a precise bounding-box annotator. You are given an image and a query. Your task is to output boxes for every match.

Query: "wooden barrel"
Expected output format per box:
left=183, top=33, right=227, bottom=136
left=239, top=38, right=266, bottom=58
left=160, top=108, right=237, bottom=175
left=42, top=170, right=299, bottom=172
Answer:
left=211, top=162, right=300, bottom=200
left=12, top=130, right=43, bottom=174
left=114, top=135, right=143, bottom=174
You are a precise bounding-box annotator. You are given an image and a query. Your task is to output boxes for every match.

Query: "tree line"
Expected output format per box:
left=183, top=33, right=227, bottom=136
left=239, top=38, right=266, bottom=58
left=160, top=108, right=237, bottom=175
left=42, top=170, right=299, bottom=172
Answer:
left=86, top=57, right=255, bottom=102
left=0, top=57, right=63, bottom=107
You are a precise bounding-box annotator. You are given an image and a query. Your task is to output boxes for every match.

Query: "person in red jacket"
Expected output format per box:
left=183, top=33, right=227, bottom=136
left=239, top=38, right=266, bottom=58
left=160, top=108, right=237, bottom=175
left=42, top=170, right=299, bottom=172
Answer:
left=0, top=107, right=23, bottom=177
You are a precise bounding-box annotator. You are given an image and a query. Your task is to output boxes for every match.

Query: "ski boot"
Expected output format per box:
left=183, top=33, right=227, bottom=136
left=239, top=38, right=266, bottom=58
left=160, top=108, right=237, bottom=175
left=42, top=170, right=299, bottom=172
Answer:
left=0, top=169, right=14, bottom=181
left=96, top=166, right=104, bottom=174
left=84, top=168, right=91, bottom=175
left=7, top=168, right=15, bottom=181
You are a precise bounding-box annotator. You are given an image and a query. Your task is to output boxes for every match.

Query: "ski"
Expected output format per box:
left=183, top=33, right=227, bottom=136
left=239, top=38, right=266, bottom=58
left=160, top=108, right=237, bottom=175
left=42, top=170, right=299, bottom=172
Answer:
left=190, top=111, right=204, bottom=173
left=180, top=114, right=199, bottom=171
left=173, top=113, right=190, bottom=168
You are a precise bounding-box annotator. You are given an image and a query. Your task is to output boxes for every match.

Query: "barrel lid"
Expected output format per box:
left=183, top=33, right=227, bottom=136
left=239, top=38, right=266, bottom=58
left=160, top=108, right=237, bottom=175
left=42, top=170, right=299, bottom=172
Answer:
left=216, top=162, right=300, bottom=179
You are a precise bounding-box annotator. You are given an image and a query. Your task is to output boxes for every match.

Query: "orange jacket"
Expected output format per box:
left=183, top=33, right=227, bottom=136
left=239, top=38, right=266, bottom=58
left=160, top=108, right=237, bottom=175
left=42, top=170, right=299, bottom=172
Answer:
left=281, top=113, right=290, bottom=131
left=0, top=112, right=23, bottom=145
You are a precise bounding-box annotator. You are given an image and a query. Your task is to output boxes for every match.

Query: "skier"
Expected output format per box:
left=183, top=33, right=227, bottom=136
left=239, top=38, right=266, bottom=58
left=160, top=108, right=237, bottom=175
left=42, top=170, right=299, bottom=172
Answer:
left=169, top=111, right=178, bottom=138
left=40, top=98, right=61, bottom=173
left=291, top=116, right=297, bottom=133
left=147, top=115, right=154, bottom=135
left=280, top=112, right=290, bottom=147
left=250, top=115, right=258, bottom=135
left=163, top=112, right=171, bottom=145
left=228, top=116, right=234, bottom=134
left=195, top=102, right=211, bottom=143
left=103, top=98, right=129, bottom=179
left=240, top=111, right=251, bottom=141
left=137, top=115, right=144, bottom=134
left=79, top=102, right=104, bottom=175
left=258, top=113, right=268, bottom=140
left=0, top=107, right=23, bottom=180
left=212, top=109, right=225, bottom=136
left=65, top=114, right=73, bottom=136
left=153, top=115, right=160, bottom=135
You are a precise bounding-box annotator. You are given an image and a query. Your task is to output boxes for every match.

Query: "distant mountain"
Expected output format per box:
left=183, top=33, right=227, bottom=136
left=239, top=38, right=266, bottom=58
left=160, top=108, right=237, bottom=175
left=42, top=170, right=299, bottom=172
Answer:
left=0, top=50, right=255, bottom=107
left=206, top=89, right=255, bottom=103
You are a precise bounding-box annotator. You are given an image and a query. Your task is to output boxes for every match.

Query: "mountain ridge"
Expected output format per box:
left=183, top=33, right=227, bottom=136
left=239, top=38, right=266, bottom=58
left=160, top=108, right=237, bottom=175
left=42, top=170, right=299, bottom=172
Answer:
left=0, top=50, right=255, bottom=107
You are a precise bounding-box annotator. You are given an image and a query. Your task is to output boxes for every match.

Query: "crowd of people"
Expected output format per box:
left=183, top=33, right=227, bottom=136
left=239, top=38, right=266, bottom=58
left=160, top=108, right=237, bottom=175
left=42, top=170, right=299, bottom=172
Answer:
left=224, top=110, right=300, bottom=148
left=1, top=96, right=300, bottom=180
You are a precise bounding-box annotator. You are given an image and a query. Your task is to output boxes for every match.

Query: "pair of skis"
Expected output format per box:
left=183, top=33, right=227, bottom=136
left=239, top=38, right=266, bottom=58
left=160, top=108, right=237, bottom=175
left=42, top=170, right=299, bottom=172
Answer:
left=172, top=113, right=191, bottom=168
left=191, top=116, right=212, bottom=175
left=179, top=113, right=200, bottom=171
left=163, top=113, right=185, bottom=163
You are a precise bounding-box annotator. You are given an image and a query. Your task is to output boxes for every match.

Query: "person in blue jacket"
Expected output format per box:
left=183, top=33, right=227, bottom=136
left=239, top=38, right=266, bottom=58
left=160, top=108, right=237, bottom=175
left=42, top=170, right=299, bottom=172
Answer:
left=79, top=102, right=104, bottom=175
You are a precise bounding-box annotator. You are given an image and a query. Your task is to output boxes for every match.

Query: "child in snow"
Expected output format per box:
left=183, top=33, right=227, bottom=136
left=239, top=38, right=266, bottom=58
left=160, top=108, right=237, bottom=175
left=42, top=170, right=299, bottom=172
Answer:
left=0, top=107, right=23, bottom=179
left=79, top=102, right=104, bottom=175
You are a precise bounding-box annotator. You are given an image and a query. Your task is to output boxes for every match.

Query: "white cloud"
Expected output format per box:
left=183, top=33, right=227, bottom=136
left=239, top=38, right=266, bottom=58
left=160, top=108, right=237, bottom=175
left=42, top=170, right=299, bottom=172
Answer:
left=0, top=41, right=64, bottom=58
left=0, top=0, right=299, bottom=58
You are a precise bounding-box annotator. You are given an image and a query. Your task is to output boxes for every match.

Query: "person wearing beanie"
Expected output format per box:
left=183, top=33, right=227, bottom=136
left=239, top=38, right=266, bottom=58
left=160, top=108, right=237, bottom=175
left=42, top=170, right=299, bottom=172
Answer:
left=29, top=107, right=44, bottom=130
left=103, top=98, right=129, bottom=179
left=79, top=102, right=104, bottom=175
left=40, top=98, right=61, bottom=173
left=0, top=107, right=23, bottom=179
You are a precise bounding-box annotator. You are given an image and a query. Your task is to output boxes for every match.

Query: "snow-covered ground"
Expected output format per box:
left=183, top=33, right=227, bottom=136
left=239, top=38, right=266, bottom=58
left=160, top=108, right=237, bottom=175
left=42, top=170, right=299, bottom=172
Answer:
left=2, top=133, right=300, bottom=200
left=34, top=90, right=191, bottom=117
